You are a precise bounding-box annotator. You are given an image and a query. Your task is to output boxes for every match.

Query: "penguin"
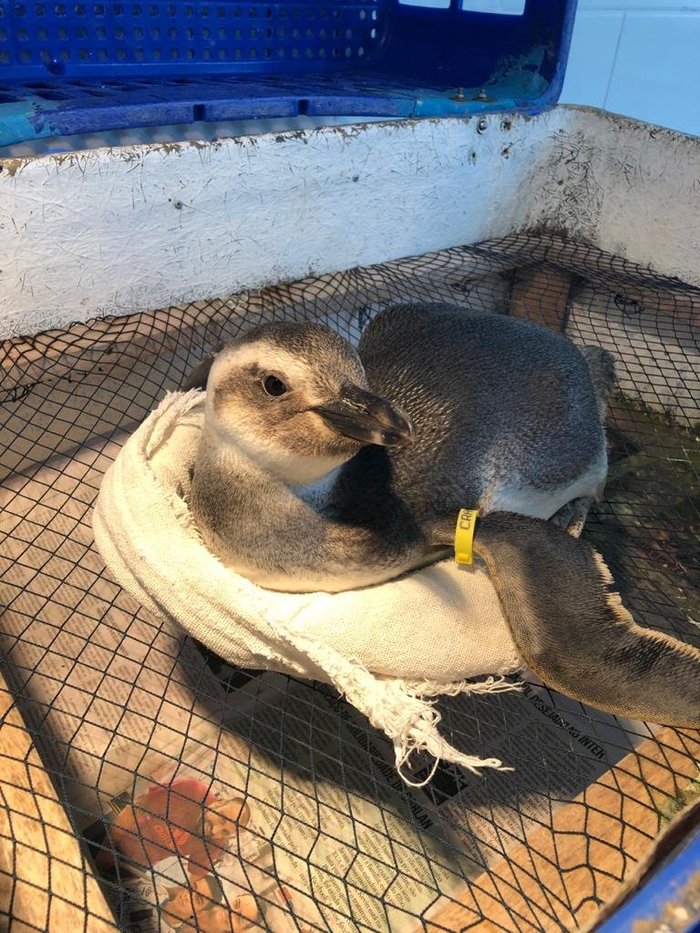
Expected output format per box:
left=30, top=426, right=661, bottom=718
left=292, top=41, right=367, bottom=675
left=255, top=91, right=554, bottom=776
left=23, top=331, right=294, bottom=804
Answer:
left=185, top=303, right=700, bottom=728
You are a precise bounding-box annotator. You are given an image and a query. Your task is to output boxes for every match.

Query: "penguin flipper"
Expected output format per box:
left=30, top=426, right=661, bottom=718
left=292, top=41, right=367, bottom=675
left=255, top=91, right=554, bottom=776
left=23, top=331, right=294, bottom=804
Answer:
left=471, top=512, right=700, bottom=728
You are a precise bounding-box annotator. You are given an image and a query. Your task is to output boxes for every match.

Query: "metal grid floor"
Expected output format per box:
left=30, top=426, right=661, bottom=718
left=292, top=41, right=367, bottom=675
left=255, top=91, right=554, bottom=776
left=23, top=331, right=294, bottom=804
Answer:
left=1, top=233, right=698, bottom=932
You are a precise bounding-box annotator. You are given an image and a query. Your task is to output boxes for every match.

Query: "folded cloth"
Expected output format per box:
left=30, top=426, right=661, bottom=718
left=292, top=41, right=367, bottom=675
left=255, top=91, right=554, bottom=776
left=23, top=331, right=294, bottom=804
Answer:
left=93, top=391, right=523, bottom=783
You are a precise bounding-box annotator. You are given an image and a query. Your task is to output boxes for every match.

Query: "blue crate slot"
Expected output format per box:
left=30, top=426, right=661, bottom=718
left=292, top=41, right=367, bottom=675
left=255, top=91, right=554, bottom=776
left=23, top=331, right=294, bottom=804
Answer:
left=0, top=1, right=577, bottom=146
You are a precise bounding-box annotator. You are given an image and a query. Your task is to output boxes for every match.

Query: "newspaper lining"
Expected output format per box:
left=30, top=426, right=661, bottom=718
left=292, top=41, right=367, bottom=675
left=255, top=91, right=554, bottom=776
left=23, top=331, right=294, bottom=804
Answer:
left=89, top=674, right=472, bottom=932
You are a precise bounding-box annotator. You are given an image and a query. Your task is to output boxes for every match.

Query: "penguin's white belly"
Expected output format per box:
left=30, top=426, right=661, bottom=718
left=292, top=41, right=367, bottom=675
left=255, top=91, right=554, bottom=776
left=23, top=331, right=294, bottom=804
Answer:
left=482, top=449, right=607, bottom=520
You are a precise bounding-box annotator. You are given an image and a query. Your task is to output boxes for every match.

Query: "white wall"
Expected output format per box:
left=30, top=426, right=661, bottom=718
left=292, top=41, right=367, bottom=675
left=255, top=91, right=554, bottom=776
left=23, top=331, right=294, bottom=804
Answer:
left=3, top=107, right=700, bottom=341
left=562, top=0, right=700, bottom=138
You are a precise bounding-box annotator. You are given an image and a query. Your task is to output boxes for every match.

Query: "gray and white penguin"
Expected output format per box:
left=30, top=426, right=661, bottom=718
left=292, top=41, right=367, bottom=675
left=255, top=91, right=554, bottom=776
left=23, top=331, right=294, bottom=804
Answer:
left=185, top=303, right=700, bottom=728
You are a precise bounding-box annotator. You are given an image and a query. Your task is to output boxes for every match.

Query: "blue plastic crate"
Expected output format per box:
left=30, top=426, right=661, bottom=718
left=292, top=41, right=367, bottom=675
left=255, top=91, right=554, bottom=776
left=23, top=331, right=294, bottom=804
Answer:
left=0, top=1, right=577, bottom=146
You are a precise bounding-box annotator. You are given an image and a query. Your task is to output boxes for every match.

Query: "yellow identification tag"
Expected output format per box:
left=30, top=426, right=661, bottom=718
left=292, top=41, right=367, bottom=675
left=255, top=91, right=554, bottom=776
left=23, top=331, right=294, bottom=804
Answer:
left=454, top=509, right=478, bottom=566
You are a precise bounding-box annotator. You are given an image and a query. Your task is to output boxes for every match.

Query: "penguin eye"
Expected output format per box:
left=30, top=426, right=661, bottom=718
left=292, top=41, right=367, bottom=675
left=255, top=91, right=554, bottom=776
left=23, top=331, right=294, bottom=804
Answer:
left=262, top=374, right=288, bottom=397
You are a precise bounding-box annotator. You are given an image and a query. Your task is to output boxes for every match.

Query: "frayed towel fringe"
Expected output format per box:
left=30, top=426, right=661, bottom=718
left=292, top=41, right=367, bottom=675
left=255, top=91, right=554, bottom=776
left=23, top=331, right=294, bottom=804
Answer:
left=93, top=391, right=523, bottom=784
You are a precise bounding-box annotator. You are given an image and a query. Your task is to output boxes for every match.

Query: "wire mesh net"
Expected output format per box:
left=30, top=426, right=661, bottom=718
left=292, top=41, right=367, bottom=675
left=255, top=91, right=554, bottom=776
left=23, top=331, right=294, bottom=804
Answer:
left=1, top=232, right=699, bottom=932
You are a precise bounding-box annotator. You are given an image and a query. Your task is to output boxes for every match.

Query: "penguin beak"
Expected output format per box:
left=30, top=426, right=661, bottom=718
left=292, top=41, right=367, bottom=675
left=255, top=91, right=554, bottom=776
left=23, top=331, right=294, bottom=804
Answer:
left=315, top=386, right=414, bottom=448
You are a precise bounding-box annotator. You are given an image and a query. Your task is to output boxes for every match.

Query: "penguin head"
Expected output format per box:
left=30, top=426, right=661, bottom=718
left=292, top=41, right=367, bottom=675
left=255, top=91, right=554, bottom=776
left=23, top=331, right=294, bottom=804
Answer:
left=203, top=322, right=413, bottom=484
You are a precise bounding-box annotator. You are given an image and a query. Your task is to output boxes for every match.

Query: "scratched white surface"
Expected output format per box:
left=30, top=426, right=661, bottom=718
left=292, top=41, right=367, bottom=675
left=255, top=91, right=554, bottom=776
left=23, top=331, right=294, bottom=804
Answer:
left=0, top=106, right=699, bottom=339
left=0, top=114, right=556, bottom=337
left=537, top=107, right=700, bottom=284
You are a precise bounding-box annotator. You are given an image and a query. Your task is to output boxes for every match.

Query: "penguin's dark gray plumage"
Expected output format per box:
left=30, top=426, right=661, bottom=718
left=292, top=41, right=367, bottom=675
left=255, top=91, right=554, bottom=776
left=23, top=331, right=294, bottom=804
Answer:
left=358, top=304, right=608, bottom=523
left=187, top=303, right=700, bottom=729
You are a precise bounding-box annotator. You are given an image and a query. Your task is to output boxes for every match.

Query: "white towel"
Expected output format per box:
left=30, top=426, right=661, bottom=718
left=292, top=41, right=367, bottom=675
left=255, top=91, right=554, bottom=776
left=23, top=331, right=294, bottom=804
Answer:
left=93, top=391, right=523, bottom=782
